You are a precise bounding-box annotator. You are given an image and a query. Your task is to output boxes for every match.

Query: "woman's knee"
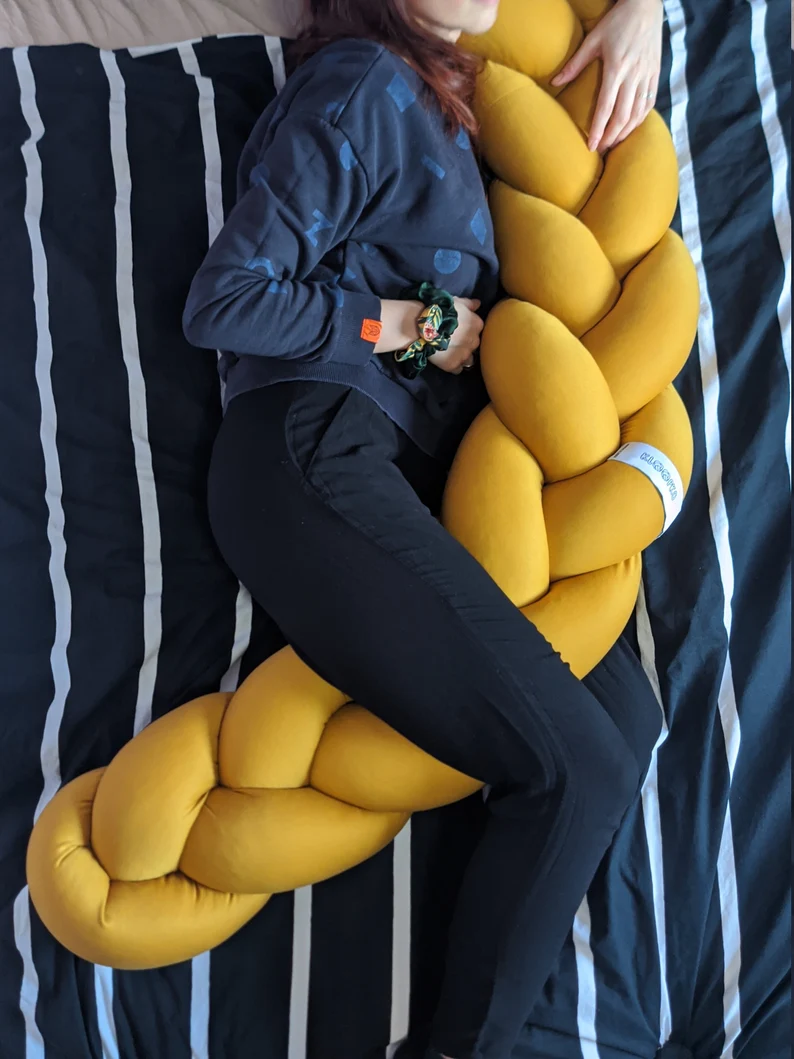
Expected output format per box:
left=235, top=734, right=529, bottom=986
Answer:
left=566, top=711, right=644, bottom=823
left=582, top=643, right=662, bottom=784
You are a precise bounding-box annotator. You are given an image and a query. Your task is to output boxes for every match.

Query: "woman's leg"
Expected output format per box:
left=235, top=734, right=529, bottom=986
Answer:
left=208, top=385, right=661, bottom=1059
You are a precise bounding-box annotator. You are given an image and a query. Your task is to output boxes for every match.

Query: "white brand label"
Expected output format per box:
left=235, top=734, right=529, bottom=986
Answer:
left=608, top=442, right=684, bottom=536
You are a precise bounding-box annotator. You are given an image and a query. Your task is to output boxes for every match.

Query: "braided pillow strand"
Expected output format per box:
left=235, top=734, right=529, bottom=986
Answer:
left=26, top=0, right=697, bottom=969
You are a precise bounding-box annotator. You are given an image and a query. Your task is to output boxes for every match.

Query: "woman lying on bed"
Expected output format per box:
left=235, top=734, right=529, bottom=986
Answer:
left=183, top=1, right=664, bottom=1056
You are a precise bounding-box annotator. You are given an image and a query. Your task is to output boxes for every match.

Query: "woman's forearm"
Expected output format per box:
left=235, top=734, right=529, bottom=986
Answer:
left=374, top=299, right=423, bottom=354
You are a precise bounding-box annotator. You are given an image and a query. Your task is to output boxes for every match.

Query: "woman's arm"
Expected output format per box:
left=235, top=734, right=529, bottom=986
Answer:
left=183, top=112, right=382, bottom=368
left=377, top=298, right=485, bottom=374
left=551, top=0, right=664, bottom=153
left=184, top=77, right=487, bottom=376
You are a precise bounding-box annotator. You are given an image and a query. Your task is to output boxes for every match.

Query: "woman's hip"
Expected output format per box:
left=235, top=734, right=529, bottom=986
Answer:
left=207, top=381, right=659, bottom=785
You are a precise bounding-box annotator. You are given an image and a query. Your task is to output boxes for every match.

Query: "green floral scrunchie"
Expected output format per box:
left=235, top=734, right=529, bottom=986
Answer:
left=394, top=283, right=459, bottom=379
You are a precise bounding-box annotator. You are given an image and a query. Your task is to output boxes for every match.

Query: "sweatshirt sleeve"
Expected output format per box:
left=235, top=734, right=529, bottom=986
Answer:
left=182, top=113, right=382, bottom=367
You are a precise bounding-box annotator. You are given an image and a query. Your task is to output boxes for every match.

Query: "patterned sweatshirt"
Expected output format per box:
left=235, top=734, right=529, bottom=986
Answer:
left=183, top=38, right=499, bottom=459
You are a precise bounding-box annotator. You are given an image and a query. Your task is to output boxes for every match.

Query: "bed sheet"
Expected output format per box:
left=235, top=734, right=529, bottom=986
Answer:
left=0, top=0, right=301, bottom=49
left=0, top=2, right=790, bottom=1058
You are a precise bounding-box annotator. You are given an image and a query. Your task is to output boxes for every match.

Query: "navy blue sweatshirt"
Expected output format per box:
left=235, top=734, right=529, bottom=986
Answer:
left=183, top=39, right=499, bottom=460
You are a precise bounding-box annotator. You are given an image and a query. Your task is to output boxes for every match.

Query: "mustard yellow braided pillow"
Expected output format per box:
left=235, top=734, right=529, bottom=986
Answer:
left=26, top=0, right=698, bottom=969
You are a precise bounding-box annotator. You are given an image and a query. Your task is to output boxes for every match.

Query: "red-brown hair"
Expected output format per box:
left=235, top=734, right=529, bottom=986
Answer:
left=294, top=0, right=481, bottom=139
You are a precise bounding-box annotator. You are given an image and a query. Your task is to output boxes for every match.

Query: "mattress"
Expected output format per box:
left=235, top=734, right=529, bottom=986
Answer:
left=0, top=1, right=790, bottom=1057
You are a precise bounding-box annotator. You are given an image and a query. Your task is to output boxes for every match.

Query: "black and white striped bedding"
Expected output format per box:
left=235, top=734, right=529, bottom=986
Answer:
left=0, top=3, right=789, bottom=1057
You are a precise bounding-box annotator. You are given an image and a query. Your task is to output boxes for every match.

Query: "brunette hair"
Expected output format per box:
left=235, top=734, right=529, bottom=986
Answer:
left=294, top=0, right=481, bottom=139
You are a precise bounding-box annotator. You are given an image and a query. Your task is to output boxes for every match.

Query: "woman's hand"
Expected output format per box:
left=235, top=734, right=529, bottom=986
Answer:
left=376, top=297, right=484, bottom=375
left=429, top=298, right=483, bottom=375
left=551, top=0, right=664, bottom=153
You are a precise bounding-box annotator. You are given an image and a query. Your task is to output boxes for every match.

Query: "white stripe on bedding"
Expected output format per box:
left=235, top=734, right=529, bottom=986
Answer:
left=386, top=821, right=412, bottom=1058
left=177, top=37, right=254, bottom=693
left=572, top=896, right=601, bottom=1059
left=13, top=44, right=72, bottom=828
left=94, top=48, right=165, bottom=1058
left=218, top=588, right=254, bottom=693
left=128, top=41, right=201, bottom=57
left=636, top=578, right=672, bottom=1044
left=715, top=810, right=743, bottom=1058
left=664, top=4, right=744, bottom=1055
left=94, top=965, right=120, bottom=1059
left=265, top=36, right=287, bottom=92
left=100, top=49, right=163, bottom=739
left=747, top=0, right=792, bottom=484
left=12, top=44, right=71, bottom=1058
left=178, top=43, right=224, bottom=242
left=13, top=890, right=44, bottom=1059
left=289, top=887, right=313, bottom=1059
left=190, top=952, right=211, bottom=1059
left=177, top=42, right=255, bottom=1058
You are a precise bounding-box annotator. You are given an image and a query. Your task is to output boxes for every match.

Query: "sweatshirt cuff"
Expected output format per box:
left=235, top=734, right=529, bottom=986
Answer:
left=331, top=291, right=384, bottom=366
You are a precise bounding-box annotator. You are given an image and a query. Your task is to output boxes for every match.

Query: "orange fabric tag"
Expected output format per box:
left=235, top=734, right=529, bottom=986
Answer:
left=360, top=318, right=383, bottom=344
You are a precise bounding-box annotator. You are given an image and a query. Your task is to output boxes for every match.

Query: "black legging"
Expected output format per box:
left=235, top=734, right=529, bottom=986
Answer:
left=208, top=381, right=661, bottom=1059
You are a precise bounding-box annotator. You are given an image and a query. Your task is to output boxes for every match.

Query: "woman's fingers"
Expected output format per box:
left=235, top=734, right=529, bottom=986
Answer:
left=599, top=78, right=638, bottom=151
left=626, top=85, right=648, bottom=142
left=637, top=74, right=656, bottom=122
left=647, top=71, right=660, bottom=111
left=612, top=79, right=649, bottom=147
left=452, top=355, right=476, bottom=376
left=588, top=64, right=621, bottom=151
left=550, top=32, right=600, bottom=88
left=429, top=342, right=478, bottom=375
left=620, top=72, right=657, bottom=147
left=427, top=299, right=485, bottom=374
left=573, top=0, right=663, bottom=152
